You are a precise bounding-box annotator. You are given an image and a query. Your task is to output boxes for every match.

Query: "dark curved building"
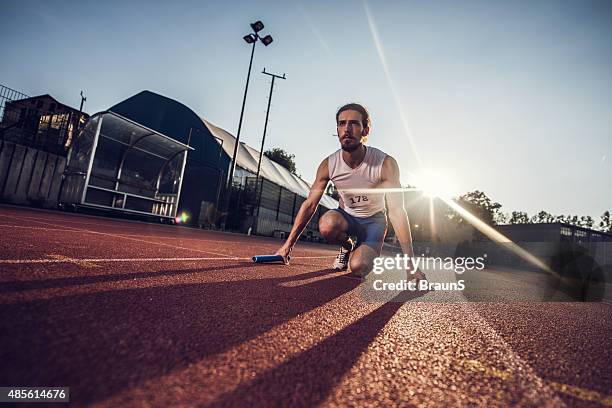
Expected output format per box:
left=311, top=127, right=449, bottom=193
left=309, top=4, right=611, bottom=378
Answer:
left=104, top=90, right=336, bottom=236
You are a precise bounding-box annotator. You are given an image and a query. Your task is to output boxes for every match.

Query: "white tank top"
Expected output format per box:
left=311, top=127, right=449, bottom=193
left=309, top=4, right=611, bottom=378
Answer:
left=328, top=146, right=387, bottom=218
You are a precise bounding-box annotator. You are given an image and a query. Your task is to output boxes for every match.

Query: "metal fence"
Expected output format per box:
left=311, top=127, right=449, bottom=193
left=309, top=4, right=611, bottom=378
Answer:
left=0, top=84, right=85, bottom=156
left=220, top=176, right=328, bottom=240
left=0, top=84, right=29, bottom=119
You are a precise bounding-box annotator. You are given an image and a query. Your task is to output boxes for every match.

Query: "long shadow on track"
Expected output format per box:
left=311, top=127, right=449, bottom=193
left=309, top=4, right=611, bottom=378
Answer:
left=0, top=262, right=251, bottom=292
left=0, top=268, right=360, bottom=406
left=209, top=290, right=428, bottom=407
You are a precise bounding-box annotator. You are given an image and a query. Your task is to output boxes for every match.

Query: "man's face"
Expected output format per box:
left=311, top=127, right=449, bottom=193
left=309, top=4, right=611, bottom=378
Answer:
left=337, top=109, right=369, bottom=152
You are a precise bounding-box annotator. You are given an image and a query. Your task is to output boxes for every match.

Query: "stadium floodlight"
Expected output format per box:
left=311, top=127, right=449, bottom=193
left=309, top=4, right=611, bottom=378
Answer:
left=260, top=35, right=273, bottom=46
left=250, top=20, right=264, bottom=33
left=225, top=21, right=275, bottom=225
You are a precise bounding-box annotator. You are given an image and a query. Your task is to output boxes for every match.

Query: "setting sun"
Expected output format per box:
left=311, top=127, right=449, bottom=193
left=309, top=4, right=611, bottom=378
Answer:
left=413, top=169, right=457, bottom=200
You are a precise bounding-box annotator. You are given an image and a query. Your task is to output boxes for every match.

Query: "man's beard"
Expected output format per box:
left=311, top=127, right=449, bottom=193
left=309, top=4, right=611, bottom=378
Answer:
left=341, top=140, right=361, bottom=152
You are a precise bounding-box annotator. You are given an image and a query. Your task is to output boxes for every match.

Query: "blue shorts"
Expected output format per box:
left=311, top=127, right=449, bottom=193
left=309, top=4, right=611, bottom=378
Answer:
left=332, top=207, right=388, bottom=254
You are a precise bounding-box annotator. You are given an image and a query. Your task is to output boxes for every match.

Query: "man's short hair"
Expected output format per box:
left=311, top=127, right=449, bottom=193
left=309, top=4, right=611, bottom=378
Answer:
left=336, top=103, right=371, bottom=129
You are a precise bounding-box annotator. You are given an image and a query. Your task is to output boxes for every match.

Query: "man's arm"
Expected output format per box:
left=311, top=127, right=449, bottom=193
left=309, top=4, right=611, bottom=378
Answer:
left=380, top=156, right=415, bottom=258
left=275, top=159, right=330, bottom=262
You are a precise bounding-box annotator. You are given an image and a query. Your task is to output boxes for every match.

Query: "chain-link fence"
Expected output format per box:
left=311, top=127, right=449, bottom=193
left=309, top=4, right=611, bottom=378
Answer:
left=219, top=176, right=328, bottom=240
left=0, top=84, right=86, bottom=156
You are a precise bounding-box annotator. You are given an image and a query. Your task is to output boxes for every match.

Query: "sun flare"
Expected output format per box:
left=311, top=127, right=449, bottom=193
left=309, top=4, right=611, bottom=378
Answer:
left=413, top=169, right=456, bottom=200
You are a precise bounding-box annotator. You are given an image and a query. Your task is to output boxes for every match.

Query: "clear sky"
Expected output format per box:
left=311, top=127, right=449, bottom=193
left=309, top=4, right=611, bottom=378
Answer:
left=1, top=0, right=610, bottom=220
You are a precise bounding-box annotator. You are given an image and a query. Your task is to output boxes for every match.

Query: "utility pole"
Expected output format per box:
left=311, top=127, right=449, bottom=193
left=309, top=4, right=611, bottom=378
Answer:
left=61, top=90, right=87, bottom=197
left=76, top=90, right=87, bottom=134
left=79, top=90, right=87, bottom=112
left=252, top=68, right=286, bottom=234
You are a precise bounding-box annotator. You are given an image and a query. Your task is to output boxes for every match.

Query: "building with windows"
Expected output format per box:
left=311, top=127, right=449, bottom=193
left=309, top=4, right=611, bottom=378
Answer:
left=496, top=223, right=612, bottom=245
left=471, top=223, right=612, bottom=285
left=0, top=90, right=88, bottom=156
left=0, top=87, right=90, bottom=208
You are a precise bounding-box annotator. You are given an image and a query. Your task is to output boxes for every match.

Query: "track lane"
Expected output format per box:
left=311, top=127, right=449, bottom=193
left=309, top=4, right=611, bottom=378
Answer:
left=0, top=205, right=610, bottom=407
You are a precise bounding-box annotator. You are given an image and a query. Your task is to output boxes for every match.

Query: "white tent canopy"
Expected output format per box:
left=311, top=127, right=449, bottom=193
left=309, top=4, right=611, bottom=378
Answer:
left=202, top=118, right=338, bottom=210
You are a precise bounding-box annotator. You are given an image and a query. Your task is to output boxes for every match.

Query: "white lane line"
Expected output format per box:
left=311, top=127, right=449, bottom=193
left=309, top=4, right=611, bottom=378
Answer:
left=0, top=214, right=235, bottom=258
left=0, top=257, right=248, bottom=264
left=0, top=255, right=335, bottom=265
left=0, top=224, right=284, bottom=248
left=0, top=212, right=167, bottom=229
left=0, top=224, right=337, bottom=256
left=0, top=224, right=269, bottom=245
left=1, top=215, right=339, bottom=260
left=0, top=224, right=77, bottom=232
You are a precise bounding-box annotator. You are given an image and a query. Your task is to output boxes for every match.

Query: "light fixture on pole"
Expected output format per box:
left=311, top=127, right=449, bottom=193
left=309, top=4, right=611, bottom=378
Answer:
left=226, top=20, right=274, bottom=192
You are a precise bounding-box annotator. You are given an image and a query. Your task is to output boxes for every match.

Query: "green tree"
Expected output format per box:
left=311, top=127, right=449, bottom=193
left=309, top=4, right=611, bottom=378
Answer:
left=448, top=190, right=503, bottom=226
left=264, top=148, right=297, bottom=175
left=568, top=215, right=580, bottom=226
left=495, top=212, right=509, bottom=225
left=509, top=211, right=530, bottom=224
left=530, top=211, right=555, bottom=223
left=599, top=210, right=612, bottom=232
left=557, top=214, right=576, bottom=225
left=579, top=216, right=594, bottom=228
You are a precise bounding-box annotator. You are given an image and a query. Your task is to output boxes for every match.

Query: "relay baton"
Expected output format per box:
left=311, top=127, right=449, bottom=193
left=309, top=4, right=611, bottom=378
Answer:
left=252, top=255, right=290, bottom=263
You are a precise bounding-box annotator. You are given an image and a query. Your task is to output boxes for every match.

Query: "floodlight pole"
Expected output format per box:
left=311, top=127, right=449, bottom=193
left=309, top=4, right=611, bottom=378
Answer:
left=226, top=38, right=257, bottom=191
left=222, top=21, right=273, bottom=231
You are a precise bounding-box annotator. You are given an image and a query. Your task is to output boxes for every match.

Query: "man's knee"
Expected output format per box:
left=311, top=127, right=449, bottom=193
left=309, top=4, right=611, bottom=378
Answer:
left=349, top=255, right=373, bottom=277
left=319, top=212, right=347, bottom=242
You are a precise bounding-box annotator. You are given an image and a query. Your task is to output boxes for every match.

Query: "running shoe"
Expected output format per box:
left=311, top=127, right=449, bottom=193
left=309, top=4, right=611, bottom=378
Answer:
left=332, top=236, right=357, bottom=270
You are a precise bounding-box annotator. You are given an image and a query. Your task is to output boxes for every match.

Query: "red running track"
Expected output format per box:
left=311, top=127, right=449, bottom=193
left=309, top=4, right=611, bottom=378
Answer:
left=0, top=205, right=611, bottom=407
